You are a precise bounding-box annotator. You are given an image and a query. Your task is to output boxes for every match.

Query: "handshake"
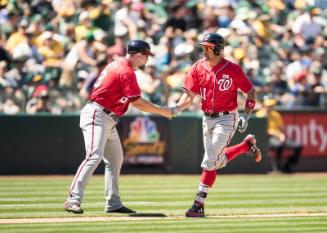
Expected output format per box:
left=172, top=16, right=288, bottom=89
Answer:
left=160, top=106, right=181, bottom=119
left=170, top=106, right=181, bottom=118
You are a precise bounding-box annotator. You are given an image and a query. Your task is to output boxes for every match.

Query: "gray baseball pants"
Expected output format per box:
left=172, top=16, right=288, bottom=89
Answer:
left=67, top=102, right=124, bottom=211
left=201, top=110, right=239, bottom=170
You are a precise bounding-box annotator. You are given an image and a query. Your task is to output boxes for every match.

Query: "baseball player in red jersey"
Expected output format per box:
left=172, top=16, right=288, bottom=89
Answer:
left=171, top=33, right=262, bottom=217
left=64, top=40, right=173, bottom=214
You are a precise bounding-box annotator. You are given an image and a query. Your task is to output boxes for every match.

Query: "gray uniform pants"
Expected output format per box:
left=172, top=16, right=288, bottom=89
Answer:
left=67, top=102, right=124, bottom=211
left=201, top=110, right=239, bottom=170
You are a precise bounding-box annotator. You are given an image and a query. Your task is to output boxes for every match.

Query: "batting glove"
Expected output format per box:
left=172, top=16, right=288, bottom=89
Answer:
left=238, top=114, right=249, bottom=133
left=170, top=106, right=181, bottom=118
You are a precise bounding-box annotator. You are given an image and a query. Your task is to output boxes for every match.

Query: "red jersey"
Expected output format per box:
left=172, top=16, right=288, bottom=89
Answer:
left=183, top=58, right=253, bottom=113
left=90, top=58, right=141, bottom=116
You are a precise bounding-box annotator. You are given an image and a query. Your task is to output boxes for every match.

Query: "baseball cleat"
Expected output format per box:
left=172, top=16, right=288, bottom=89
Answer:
left=105, top=206, right=136, bottom=214
left=64, top=202, right=83, bottom=214
left=244, top=134, right=262, bottom=162
left=185, top=201, right=205, bottom=217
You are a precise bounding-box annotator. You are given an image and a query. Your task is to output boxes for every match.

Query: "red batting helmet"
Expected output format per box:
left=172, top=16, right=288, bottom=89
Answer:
left=199, top=33, right=225, bottom=55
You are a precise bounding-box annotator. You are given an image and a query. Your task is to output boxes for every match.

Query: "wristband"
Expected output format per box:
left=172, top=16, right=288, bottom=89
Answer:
left=170, top=106, right=180, bottom=117
left=245, top=99, right=256, bottom=109
left=242, top=113, right=249, bottom=120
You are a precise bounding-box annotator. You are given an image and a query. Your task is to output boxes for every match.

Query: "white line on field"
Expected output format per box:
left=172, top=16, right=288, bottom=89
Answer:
left=1, top=213, right=327, bottom=224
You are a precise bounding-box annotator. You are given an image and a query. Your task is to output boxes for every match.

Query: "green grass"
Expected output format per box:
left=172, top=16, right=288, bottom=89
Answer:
left=0, top=174, right=327, bottom=232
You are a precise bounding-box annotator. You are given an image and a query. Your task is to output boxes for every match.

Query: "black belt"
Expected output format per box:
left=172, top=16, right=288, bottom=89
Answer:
left=204, top=111, right=229, bottom=118
left=88, top=101, right=119, bottom=123
left=102, top=108, right=111, bottom=114
left=88, top=101, right=112, bottom=114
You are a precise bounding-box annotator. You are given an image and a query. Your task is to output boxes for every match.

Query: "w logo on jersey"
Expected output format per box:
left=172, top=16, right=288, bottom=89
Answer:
left=218, top=74, right=232, bottom=91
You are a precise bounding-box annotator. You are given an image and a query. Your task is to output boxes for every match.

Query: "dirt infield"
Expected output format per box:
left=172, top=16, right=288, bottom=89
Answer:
left=0, top=173, right=326, bottom=179
left=1, top=213, right=327, bottom=224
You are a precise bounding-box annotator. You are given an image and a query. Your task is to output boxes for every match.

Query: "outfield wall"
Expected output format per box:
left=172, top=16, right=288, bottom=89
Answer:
left=0, top=110, right=326, bottom=175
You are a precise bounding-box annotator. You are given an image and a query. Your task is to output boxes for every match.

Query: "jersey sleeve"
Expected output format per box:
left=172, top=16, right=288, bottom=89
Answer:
left=182, top=63, right=200, bottom=95
left=233, top=64, right=253, bottom=93
left=120, top=72, right=141, bottom=100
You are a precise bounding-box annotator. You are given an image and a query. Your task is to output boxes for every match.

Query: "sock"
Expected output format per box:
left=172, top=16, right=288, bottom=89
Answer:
left=195, top=184, right=208, bottom=205
left=200, top=170, right=216, bottom=187
left=225, top=140, right=250, bottom=161
left=194, top=170, right=217, bottom=205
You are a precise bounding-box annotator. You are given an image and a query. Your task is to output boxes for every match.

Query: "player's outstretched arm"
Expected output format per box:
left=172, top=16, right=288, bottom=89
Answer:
left=132, top=97, right=173, bottom=118
left=177, top=91, right=196, bottom=111
left=168, top=91, right=196, bottom=118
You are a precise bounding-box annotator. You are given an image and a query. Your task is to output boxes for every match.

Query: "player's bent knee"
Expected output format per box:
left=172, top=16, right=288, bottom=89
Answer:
left=215, top=155, right=228, bottom=169
left=201, top=160, right=216, bottom=170
left=201, top=156, right=227, bottom=171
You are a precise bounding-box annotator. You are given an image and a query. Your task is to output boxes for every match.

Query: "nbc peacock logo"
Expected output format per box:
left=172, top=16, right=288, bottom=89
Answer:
left=127, top=116, right=159, bottom=143
left=123, top=116, right=165, bottom=165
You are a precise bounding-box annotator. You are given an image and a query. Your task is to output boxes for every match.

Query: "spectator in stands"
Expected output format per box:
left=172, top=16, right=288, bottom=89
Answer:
left=256, top=96, right=302, bottom=173
left=107, top=34, right=126, bottom=63
left=0, top=0, right=326, bottom=114
left=113, top=0, right=138, bottom=40
left=0, top=61, right=16, bottom=88
left=267, top=61, right=289, bottom=97
left=37, top=30, right=64, bottom=82
left=304, top=64, right=326, bottom=106
left=164, top=3, right=187, bottom=34
left=5, top=21, right=28, bottom=53
left=75, top=11, right=99, bottom=42
left=135, top=59, right=163, bottom=105
left=292, top=6, right=323, bottom=44
left=60, top=31, right=106, bottom=88
left=26, top=84, right=52, bottom=114
left=2, top=98, right=20, bottom=114
left=0, top=83, right=23, bottom=114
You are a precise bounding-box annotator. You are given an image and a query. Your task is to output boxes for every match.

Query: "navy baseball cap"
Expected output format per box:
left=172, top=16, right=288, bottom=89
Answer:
left=127, top=40, right=154, bottom=56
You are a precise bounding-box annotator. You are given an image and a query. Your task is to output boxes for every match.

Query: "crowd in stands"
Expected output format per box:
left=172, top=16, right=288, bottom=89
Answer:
left=0, top=0, right=326, bottom=114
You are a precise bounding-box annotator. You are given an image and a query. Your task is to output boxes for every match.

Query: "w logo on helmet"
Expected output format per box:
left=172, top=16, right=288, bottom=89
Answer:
left=218, top=75, right=232, bottom=91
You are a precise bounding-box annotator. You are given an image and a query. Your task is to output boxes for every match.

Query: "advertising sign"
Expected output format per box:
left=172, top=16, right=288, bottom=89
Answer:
left=282, top=112, right=327, bottom=157
left=119, top=116, right=169, bottom=165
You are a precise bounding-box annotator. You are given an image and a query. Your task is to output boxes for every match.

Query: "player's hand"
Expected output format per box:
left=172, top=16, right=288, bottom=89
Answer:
left=160, top=107, right=174, bottom=119
left=170, top=106, right=181, bottom=118
left=238, top=114, right=249, bottom=133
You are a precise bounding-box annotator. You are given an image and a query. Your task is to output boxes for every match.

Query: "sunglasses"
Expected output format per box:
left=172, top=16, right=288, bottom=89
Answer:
left=202, top=46, right=214, bottom=52
left=38, top=95, right=49, bottom=100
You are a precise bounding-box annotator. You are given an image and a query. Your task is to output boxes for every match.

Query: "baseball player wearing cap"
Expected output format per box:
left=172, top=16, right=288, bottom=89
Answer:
left=256, top=96, right=302, bottom=173
left=171, top=33, right=262, bottom=217
left=64, top=40, right=173, bottom=214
